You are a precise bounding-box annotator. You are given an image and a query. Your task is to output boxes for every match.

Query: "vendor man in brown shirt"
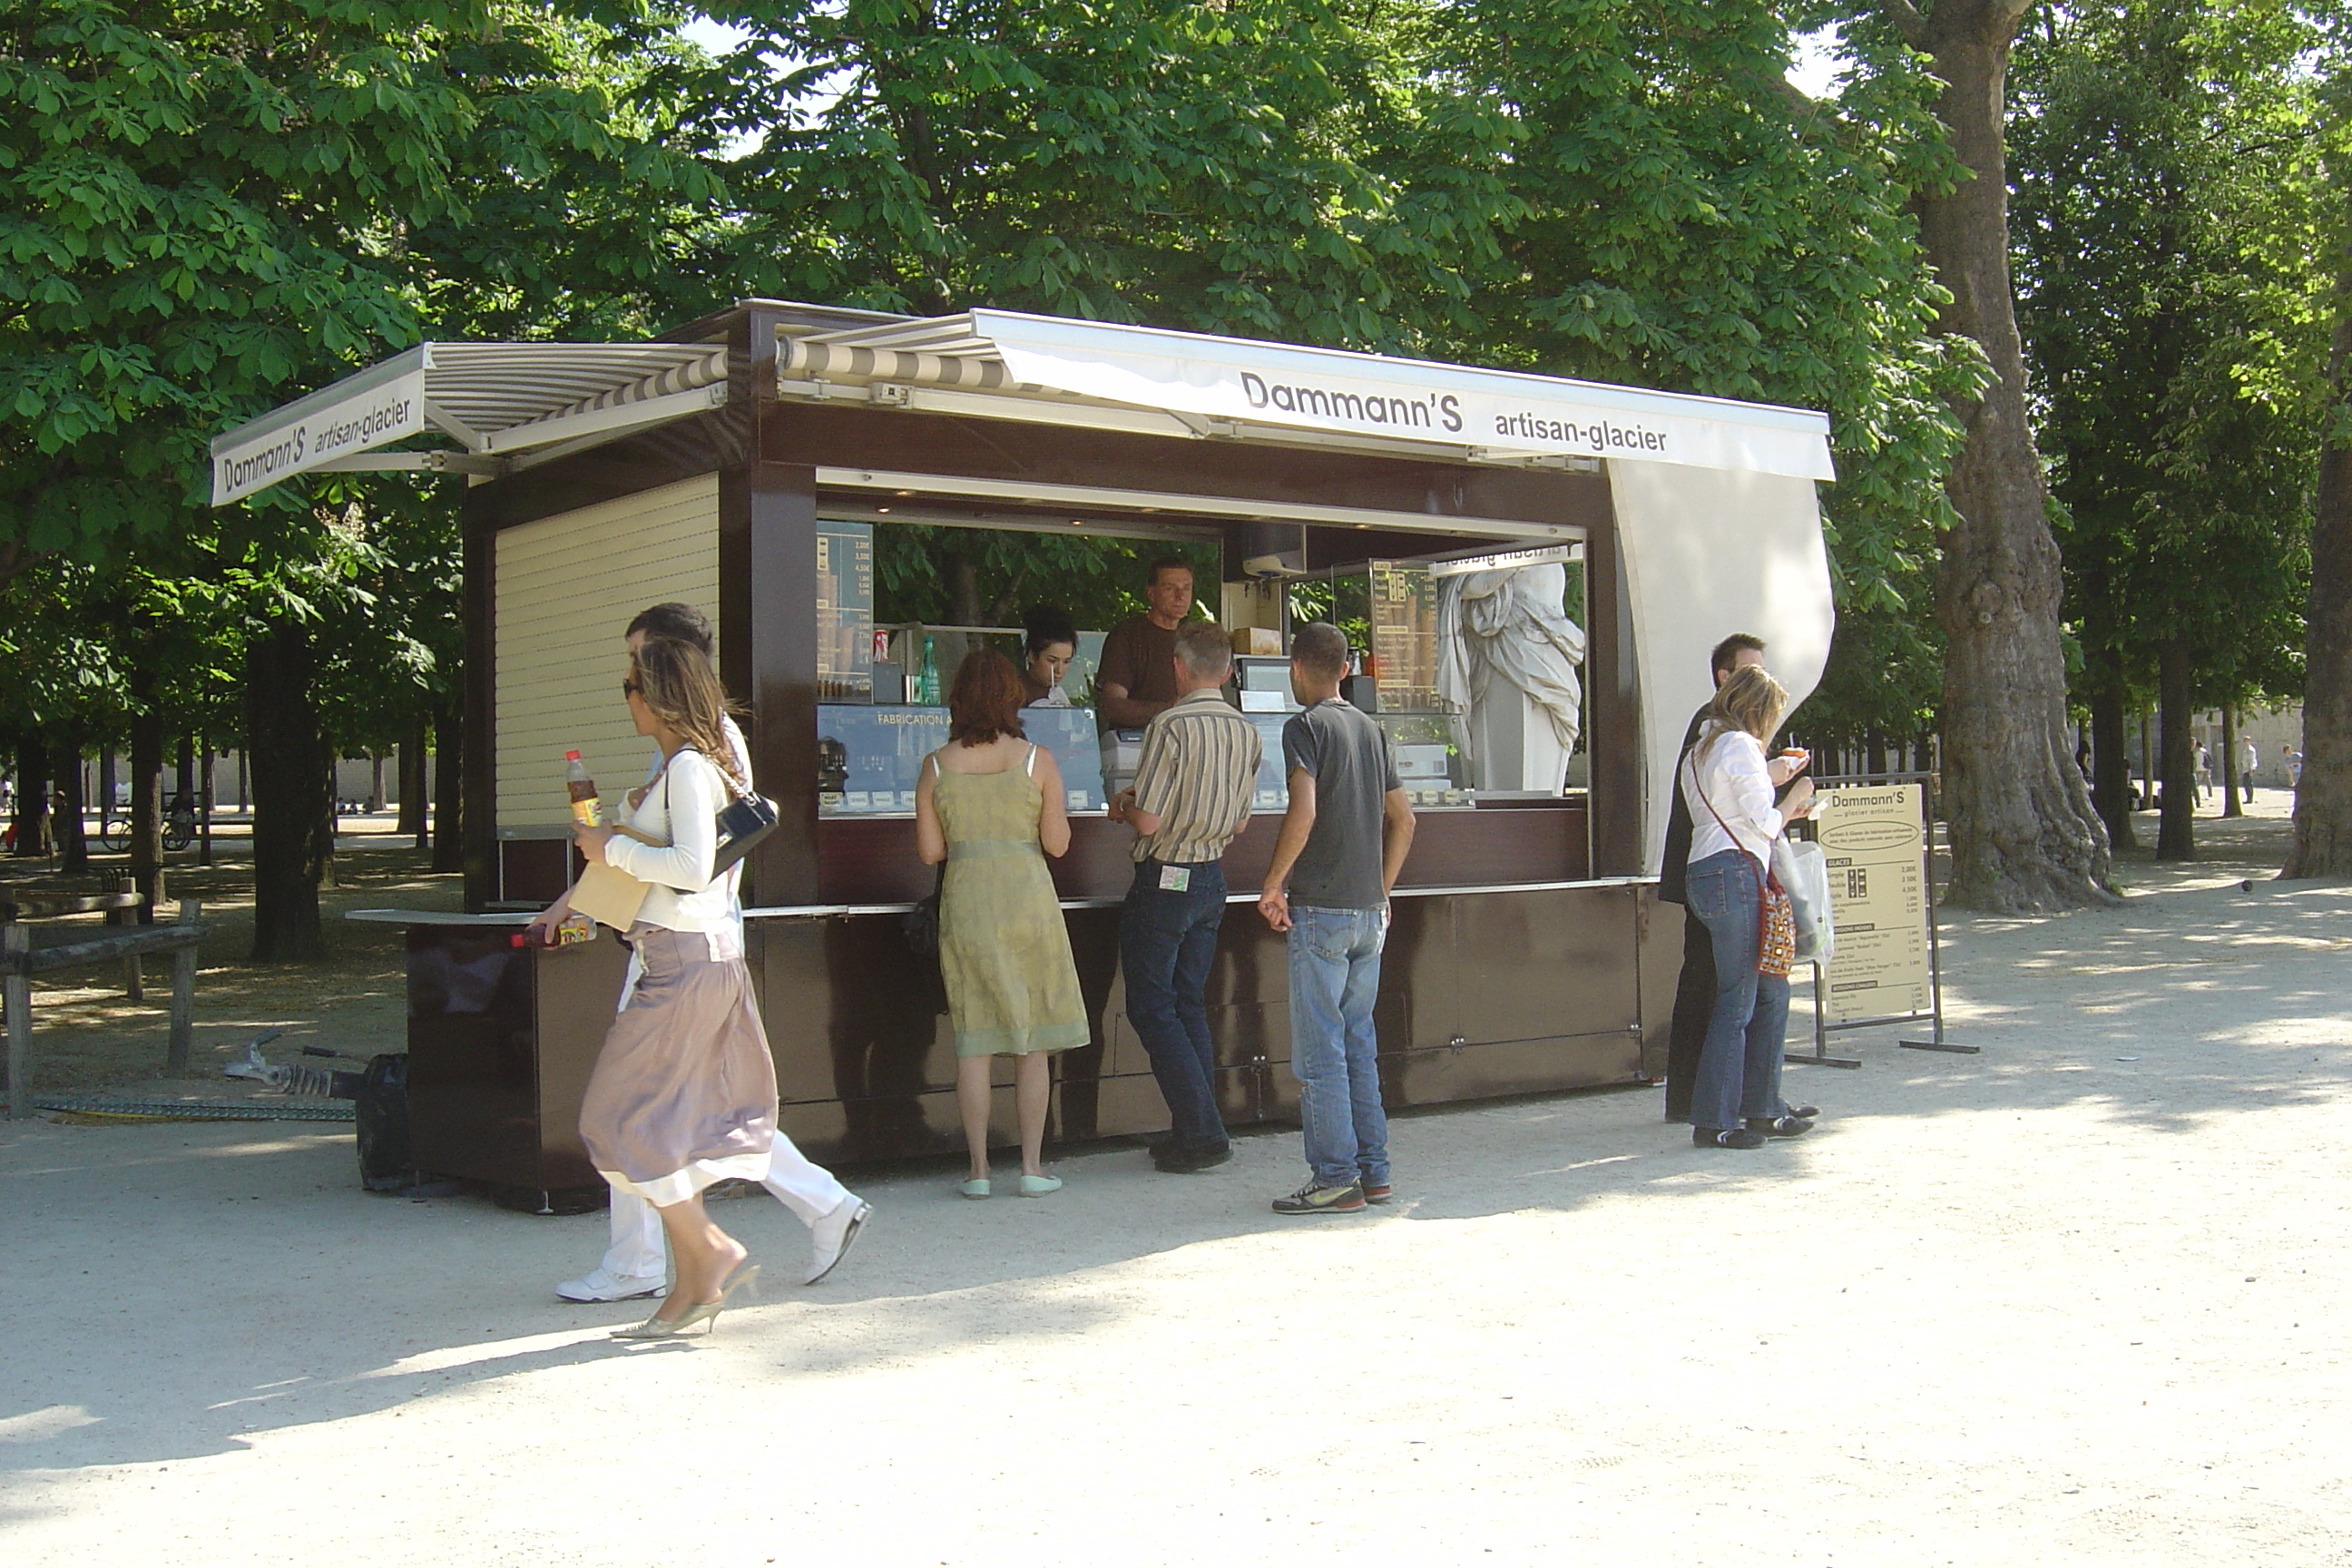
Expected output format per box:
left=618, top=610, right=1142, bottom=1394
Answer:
left=1110, top=622, right=1262, bottom=1173
left=1096, top=556, right=1200, bottom=731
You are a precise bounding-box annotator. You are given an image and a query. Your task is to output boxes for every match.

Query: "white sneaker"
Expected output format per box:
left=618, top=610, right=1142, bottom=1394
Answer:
left=556, top=1267, right=665, bottom=1303
left=805, top=1195, right=872, bottom=1285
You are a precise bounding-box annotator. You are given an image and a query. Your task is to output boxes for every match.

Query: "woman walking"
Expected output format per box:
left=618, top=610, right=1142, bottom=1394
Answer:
left=1680, top=664, right=1816, bottom=1151
left=915, top=650, right=1089, bottom=1196
left=573, top=637, right=776, bottom=1336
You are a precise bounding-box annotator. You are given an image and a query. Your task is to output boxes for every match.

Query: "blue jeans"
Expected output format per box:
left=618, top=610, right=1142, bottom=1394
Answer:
left=1287, top=904, right=1389, bottom=1189
left=1121, top=859, right=1229, bottom=1150
left=1683, top=849, right=1792, bottom=1132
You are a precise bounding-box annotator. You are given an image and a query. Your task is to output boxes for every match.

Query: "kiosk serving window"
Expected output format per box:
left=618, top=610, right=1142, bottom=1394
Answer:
left=808, top=509, right=1592, bottom=830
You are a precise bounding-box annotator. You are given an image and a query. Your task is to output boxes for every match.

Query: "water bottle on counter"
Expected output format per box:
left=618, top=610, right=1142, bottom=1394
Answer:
left=564, top=750, right=599, bottom=826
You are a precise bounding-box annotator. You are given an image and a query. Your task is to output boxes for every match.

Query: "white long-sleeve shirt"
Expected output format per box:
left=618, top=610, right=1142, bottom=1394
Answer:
left=1681, top=728, right=1781, bottom=867
left=603, top=745, right=740, bottom=934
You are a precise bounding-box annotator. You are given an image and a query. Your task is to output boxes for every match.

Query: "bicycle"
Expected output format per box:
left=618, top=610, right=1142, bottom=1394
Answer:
left=93, top=791, right=197, bottom=854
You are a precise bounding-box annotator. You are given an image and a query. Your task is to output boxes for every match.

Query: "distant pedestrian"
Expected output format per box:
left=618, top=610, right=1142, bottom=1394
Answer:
left=2241, top=737, right=2259, bottom=800
left=917, top=650, right=1089, bottom=1199
left=1111, top=623, right=1262, bottom=1174
left=1258, top=623, right=1416, bottom=1214
left=2287, top=746, right=2303, bottom=788
left=2195, top=742, right=2212, bottom=805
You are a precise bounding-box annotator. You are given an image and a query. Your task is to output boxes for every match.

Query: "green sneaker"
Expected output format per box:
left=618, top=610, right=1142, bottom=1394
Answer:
left=1272, top=1181, right=1367, bottom=1215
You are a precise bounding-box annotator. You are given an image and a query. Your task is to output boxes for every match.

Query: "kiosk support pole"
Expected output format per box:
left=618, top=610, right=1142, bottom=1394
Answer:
left=1898, top=771, right=1977, bottom=1054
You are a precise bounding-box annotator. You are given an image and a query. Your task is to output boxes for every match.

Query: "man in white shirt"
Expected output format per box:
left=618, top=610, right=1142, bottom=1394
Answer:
left=539, top=603, right=870, bottom=1301
left=2241, top=737, right=2260, bottom=800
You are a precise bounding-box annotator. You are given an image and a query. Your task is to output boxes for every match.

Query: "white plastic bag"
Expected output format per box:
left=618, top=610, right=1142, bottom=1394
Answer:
left=1773, top=835, right=1836, bottom=965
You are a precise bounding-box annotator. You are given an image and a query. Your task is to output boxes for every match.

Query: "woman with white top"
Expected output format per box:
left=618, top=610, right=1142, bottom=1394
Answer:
left=571, top=636, right=776, bottom=1335
left=1680, top=664, right=1815, bottom=1151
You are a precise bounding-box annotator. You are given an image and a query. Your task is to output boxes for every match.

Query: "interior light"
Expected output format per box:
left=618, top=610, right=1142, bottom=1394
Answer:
left=876, top=506, right=891, bottom=514
left=1069, top=518, right=1084, bottom=526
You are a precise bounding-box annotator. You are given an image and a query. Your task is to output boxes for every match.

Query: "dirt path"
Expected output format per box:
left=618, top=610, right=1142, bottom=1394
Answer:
left=3, top=800, right=2347, bottom=1565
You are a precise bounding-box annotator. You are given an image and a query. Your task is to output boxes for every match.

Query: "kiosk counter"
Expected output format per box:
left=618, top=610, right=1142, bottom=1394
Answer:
left=219, top=300, right=1837, bottom=1205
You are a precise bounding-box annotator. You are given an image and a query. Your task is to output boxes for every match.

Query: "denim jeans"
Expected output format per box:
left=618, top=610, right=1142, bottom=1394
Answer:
left=1287, top=904, right=1389, bottom=1189
left=1120, top=859, right=1229, bottom=1150
left=1683, top=849, right=1792, bottom=1132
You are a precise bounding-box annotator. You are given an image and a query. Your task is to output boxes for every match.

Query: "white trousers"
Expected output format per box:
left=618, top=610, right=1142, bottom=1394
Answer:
left=600, top=1129, right=850, bottom=1279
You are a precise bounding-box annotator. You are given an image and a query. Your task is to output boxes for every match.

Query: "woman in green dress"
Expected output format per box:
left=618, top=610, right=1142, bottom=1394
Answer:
left=916, top=650, right=1091, bottom=1197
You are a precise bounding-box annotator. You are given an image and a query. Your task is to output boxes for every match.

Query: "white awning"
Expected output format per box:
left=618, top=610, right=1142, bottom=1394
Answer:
left=209, top=342, right=729, bottom=505
left=778, top=309, right=1835, bottom=482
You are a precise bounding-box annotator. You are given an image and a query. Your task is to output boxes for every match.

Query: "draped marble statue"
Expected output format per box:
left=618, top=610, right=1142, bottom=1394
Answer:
left=1436, top=562, right=1587, bottom=795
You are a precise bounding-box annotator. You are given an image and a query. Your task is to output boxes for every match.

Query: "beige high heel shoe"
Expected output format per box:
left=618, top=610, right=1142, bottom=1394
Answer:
left=611, top=1263, right=760, bottom=1339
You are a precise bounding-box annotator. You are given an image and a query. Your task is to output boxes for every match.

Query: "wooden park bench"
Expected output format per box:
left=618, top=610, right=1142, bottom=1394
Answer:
left=1, top=889, right=204, bottom=1119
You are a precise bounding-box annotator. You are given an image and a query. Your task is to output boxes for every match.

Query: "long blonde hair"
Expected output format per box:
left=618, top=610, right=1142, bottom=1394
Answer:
left=631, top=635, right=750, bottom=796
left=1702, top=664, right=1789, bottom=750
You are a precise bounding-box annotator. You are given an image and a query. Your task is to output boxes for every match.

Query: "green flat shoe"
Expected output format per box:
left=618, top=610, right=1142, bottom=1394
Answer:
left=959, top=1178, right=991, bottom=1199
left=1017, top=1173, right=1062, bottom=1197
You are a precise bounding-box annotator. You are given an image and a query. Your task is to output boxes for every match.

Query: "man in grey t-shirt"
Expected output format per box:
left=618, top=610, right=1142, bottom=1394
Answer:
left=1258, top=622, right=1416, bottom=1215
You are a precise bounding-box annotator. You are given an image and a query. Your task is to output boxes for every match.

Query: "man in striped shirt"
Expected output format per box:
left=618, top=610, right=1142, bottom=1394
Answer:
left=1111, top=622, right=1263, bottom=1173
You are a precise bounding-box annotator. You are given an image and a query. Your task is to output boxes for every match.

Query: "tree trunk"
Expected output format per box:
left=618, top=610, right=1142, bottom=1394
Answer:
left=431, top=694, right=464, bottom=875
left=2156, top=634, right=2195, bottom=860
left=98, top=748, right=116, bottom=837
left=1915, top=0, right=2116, bottom=910
left=175, top=734, right=195, bottom=799
left=2221, top=704, right=2242, bottom=818
left=128, top=663, right=165, bottom=916
left=397, top=712, right=428, bottom=845
left=2287, top=223, right=2352, bottom=872
left=2089, top=675, right=2136, bottom=850
left=367, top=752, right=387, bottom=814
left=10, top=734, right=51, bottom=858
left=246, top=622, right=334, bottom=961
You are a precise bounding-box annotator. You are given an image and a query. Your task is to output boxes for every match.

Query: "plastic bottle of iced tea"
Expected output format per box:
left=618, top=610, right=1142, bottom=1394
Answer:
left=564, top=750, right=599, bottom=826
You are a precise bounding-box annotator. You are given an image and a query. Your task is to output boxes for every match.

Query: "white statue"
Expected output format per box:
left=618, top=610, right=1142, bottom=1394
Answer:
left=1436, top=562, right=1587, bottom=795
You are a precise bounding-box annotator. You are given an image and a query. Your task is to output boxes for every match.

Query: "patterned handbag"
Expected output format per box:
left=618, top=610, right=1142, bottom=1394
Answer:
left=1757, top=884, right=1797, bottom=978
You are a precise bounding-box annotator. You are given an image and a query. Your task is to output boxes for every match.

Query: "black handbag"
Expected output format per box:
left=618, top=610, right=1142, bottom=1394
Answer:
left=901, top=861, right=946, bottom=956
left=710, top=789, right=779, bottom=876
left=656, top=749, right=779, bottom=877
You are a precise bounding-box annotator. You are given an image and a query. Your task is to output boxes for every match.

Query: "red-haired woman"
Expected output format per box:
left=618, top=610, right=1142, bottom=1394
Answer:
left=915, top=650, right=1089, bottom=1197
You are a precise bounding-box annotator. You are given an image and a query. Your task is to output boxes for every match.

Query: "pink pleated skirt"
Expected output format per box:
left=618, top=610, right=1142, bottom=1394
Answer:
left=578, top=926, right=779, bottom=1207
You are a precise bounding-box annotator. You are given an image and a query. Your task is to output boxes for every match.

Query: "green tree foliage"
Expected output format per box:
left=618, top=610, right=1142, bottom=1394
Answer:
left=2011, top=0, right=2327, bottom=856
left=693, top=0, right=1516, bottom=346
left=1439, top=2, right=1985, bottom=752
left=2, top=0, right=722, bottom=956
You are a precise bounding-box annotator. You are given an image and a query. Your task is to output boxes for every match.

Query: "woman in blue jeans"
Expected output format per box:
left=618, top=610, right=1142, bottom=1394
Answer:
left=1680, top=665, right=1817, bottom=1150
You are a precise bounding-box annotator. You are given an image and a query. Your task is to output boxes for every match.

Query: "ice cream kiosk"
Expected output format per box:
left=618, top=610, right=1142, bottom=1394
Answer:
left=212, top=300, right=1836, bottom=1206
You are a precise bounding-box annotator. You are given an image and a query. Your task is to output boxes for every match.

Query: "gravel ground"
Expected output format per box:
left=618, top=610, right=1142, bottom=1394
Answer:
left=3, top=799, right=2347, bottom=1566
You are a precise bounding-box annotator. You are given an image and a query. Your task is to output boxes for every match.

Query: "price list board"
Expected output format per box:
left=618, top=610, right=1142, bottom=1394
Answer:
left=815, top=521, right=874, bottom=702
left=1812, top=784, right=1931, bottom=1024
left=1367, top=561, right=1438, bottom=710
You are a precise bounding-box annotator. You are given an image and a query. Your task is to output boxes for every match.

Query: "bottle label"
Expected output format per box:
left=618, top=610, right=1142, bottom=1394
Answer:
left=570, top=798, right=600, bottom=828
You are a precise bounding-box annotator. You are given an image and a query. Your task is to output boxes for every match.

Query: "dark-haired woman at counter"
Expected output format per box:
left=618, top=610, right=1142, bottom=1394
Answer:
left=1022, top=603, right=1077, bottom=708
left=916, top=650, right=1090, bottom=1198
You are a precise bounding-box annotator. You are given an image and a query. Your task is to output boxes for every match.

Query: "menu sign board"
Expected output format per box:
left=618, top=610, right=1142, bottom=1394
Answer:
left=1367, top=561, right=1438, bottom=710
left=816, top=521, right=874, bottom=702
left=1812, top=784, right=1931, bottom=1024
